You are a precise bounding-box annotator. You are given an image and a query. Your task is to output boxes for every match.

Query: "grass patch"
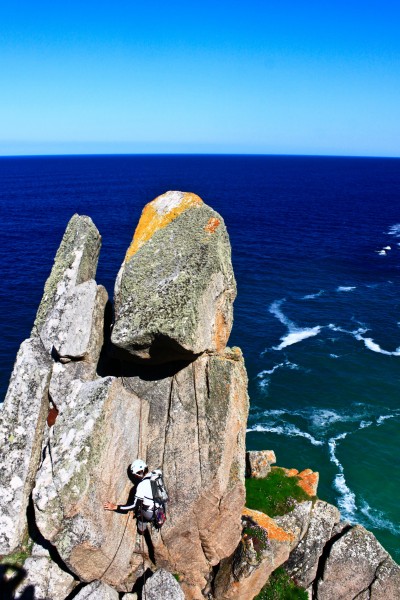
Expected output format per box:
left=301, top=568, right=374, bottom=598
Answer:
left=255, top=567, right=308, bottom=600
left=0, top=532, right=33, bottom=569
left=245, top=468, right=312, bottom=517
left=242, top=525, right=269, bottom=560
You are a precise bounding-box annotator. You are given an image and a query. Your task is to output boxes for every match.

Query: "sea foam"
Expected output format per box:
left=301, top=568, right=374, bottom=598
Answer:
left=269, top=299, right=322, bottom=350
left=247, top=422, right=323, bottom=446
left=360, top=500, right=400, bottom=536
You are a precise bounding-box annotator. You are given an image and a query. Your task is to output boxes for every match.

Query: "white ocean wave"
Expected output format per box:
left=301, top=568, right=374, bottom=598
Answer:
left=268, top=299, right=322, bottom=351
left=360, top=500, right=400, bottom=536
left=334, top=474, right=357, bottom=517
left=354, top=333, right=400, bottom=356
left=377, top=413, right=400, bottom=425
left=301, top=290, right=324, bottom=300
left=387, top=223, right=400, bottom=237
left=328, top=433, right=357, bottom=518
left=337, top=286, right=356, bottom=292
left=273, top=327, right=321, bottom=350
left=329, top=353, right=340, bottom=358
left=247, top=422, right=323, bottom=446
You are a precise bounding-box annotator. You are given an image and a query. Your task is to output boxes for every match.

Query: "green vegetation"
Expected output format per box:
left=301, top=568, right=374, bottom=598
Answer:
left=245, top=468, right=312, bottom=517
left=243, top=525, right=269, bottom=560
left=0, top=533, right=33, bottom=570
left=254, top=567, right=308, bottom=600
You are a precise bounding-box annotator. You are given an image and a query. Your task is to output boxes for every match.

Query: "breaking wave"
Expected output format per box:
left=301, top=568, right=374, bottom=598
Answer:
left=247, top=422, right=323, bottom=446
left=387, top=223, right=400, bottom=237
left=269, top=299, right=322, bottom=350
left=301, top=290, right=324, bottom=299
left=360, top=501, right=400, bottom=536
left=328, top=324, right=400, bottom=356
left=337, top=286, right=356, bottom=292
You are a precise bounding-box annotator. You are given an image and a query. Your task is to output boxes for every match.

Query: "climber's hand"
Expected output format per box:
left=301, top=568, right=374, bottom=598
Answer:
left=104, top=501, right=117, bottom=511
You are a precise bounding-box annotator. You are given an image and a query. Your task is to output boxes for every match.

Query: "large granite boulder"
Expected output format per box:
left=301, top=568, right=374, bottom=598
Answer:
left=214, top=508, right=295, bottom=600
left=283, top=500, right=341, bottom=587
left=15, top=544, right=76, bottom=600
left=123, top=347, right=249, bottom=599
left=111, top=191, right=236, bottom=362
left=316, top=525, right=400, bottom=600
left=0, top=337, right=52, bottom=554
left=73, top=580, right=119, bottom=599
left=142, top=569, right=184, bottom=600
left=33, top=375, right=147, bottom=590
left=246, top=450, right=276, bottom=478
left=32, top=214, right=102, bottom=340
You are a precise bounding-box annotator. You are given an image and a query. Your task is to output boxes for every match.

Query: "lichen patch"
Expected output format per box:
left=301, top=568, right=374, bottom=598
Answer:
left=125, top=191, right=203, bottom=261
left=242, top=507, right=295, bottom=543
left=205, top=217, right=221, bottom=233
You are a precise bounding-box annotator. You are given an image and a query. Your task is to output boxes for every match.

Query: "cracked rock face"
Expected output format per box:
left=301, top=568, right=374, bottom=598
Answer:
left=32, top=214, right=102, bottom=339
left=123, top=348, right=249, bottom=599
left=33, top=376, right=145, bottom=589
left=282, top=500, right=341, bottom=588
left=111, top=191, right=237, bottom=362
left=316, top=525, right=398, bottom=600
left=214, top=509, right=294, bottom=600
left=0, top=337, right=52, bottom=554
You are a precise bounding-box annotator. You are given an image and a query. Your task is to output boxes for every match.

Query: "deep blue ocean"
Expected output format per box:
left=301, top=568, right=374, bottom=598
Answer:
left=0, top=155, right=399, bottom=560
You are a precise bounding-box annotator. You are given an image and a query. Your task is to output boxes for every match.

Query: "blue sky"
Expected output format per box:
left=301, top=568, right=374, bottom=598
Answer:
left=1, top=1, right=399, bottom=156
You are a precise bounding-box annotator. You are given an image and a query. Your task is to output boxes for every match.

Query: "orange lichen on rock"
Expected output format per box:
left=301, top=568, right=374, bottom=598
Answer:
left=297, top=469, right=319, bottom=496
left=242, top=508, right=295, bottom=543
left=279, top=467, right=319, bottom=497
left=125, top=191, right=203, bottom=261
left=204, top=217, right=221, bottom=233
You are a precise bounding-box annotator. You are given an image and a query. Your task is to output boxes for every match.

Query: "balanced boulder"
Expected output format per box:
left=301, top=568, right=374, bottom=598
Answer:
left=111, top=191, right=236, bottom=362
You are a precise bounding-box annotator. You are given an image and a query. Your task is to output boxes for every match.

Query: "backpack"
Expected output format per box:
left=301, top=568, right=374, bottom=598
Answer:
left=150, top=469, right=169, bottom=528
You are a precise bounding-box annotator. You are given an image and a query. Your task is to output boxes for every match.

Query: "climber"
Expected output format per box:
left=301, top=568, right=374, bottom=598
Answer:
left=103, top=459, right=154, bottom=533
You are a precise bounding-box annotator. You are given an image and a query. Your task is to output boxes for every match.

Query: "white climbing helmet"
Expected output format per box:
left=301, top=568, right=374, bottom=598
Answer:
left=130, top=459, right=147, bottom=475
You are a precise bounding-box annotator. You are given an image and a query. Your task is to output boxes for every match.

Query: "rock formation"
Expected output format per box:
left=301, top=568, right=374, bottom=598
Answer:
left=0, top=192, right=399, bottom=600
left=112, top=190, right=236, bottom=362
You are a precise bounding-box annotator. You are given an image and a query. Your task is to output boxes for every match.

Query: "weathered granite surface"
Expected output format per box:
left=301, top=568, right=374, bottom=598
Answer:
left=246, top=450, right=276, bottom=478
left=73, top=580, right=119, bottom=599
left=123, top=347, right=249, bottom=599
left=316, top=525, right=400, bottom=600
left=0, top=337, right=52, bottom=554
left=33, top=376, right=146, bottom=590
left=16, top=545, right=76, bottom=600
left=2, top=199, right=399, bottom=600
left=283, top=500, right=341, bottom=588
left=142, top=568, right=184, bottom=600
left=32, top=214, right=102, bottom=338
left=214, top=509, right=294, bottom=600
left=112, top=191, right=236, bottom=362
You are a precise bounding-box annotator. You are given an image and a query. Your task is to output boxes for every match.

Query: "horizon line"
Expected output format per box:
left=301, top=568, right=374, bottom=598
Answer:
left=0, top=151, right=399, bottom=160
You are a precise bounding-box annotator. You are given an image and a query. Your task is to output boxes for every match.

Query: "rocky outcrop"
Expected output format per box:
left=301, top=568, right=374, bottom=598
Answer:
left=74, top=580, right=120, bottom=599
left=32, top=214, right=102, bottom=341
left=33, top=376, right=147, bottom=589
left=122, top=347, right=248, bottom=598
left=143, top=569, right=185, bottom=599
left=283, top=500, right=341, bottom=588
left=1, top=195, right=399, bottom=600
left=214, top=508, right=294, bottom=599
left=0, top=337, right=52, bottom=554
left=111, top=191, right=236, bottom=362
left=15, top=544, right=76, bottom=599
left=315, top=525, right=400, bottom=600
left=245, top=450, right=276, bottom=479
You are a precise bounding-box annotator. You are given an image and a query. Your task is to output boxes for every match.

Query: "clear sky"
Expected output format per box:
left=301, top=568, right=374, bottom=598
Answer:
left=1, top=0, right=399, bottom=156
